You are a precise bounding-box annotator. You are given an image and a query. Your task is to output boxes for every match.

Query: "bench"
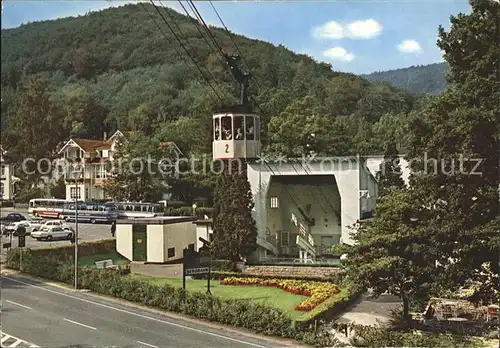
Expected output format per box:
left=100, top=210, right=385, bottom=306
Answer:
left=95, top=259, right=119, bottom=269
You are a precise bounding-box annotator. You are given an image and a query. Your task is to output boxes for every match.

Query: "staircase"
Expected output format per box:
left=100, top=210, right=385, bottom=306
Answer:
left=296, top=222, right=316, bottom=258
left=256, top=235, right=279, bottom=255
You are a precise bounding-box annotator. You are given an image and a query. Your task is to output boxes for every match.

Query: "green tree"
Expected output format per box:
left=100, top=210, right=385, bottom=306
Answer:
left=213, top=161, right=257, bottom=261
left=58, top=86, right=109, bottom=139
left=344, top=189, right=436, bottom=322
left=50, top=177, right=67, bottom=199
left=2, top=75, right=67, bottom=183
left=378, top=141, right=405, bottom=198
left=406, top=0, right=499, bottom=294
left=104, top=133, right=174, bottom=201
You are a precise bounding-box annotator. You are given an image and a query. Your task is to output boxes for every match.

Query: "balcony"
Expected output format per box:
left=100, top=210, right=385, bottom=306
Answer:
left=93, top=178, right=107, bottom=187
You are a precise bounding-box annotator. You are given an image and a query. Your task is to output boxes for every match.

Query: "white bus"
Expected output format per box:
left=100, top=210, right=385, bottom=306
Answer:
left=112, top=202, right=164, bottom=218
left=28, top=198, right=70, bottom=219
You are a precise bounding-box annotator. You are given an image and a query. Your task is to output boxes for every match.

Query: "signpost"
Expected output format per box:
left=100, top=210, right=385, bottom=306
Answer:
left=17, top=226, right=26, bottom=271
left=183, top=238, right=212, bottom=294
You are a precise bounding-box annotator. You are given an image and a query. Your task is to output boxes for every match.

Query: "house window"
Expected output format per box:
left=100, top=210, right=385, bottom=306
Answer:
left=270, top=196, right=279, bottom=208
left=0, top=164, right=4, bottom=177
left=94, top=165, right=107, bottom=179
left=70, top=187, right=81, bottom=199
left=280, top=231, right=289, bottom=246
left=167, top=247, right=175, bottom=258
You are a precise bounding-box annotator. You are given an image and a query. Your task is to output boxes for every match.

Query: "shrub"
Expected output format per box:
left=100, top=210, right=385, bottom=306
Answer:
left=164, top=206, right=213, bottom=218
left=211, top=260, right=238, bottom=272
left=193, top=270, right=342, bottom=282
left=6, top=246, right=340, bottom=347
left=0, top=200, right=14, bottom=207
left=349, top=325, right=487, bottom=347
left=28, top=239, right=116, bottom=260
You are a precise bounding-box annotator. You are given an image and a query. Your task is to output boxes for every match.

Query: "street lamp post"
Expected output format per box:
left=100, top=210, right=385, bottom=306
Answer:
left=72, top=164, right=83, bottom=289
left=192, top=204, right=197, bottom=217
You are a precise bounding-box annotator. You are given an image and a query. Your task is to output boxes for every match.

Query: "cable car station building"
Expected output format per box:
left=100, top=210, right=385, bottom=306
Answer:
left=212, top=109, right=410, bottom=261
left=210, top=56, right=410, bottom=261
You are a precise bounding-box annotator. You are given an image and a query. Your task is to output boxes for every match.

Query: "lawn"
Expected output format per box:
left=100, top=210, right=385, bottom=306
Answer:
left=131, top=274, right=308, bottom=320
left=78, top=252, right=130, bottom=268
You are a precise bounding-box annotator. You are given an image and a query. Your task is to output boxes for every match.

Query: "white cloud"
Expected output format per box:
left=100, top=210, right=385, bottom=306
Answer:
left=312, top=19, right=382, bottom=40
left=345, top=19, right=382, bottom=39
left=313, top=21, right=344, bottom=39
left=397, top=39, right=423, bottom=53
left=322, top=47, right=355, bottom=62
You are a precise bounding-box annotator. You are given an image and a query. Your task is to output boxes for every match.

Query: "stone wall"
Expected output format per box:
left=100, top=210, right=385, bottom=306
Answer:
left=242, top=265, right=342, bottom=277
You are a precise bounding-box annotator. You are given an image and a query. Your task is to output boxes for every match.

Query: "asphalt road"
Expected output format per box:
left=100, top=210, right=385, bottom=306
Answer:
left=1, top=274, right=290, bottom=348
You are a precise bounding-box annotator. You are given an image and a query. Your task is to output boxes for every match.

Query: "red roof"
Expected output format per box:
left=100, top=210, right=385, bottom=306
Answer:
left=72, top=139, right=111, bottom=152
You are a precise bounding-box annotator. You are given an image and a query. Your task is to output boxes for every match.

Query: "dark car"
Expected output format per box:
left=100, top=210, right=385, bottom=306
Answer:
left=0, top=213, right=28, bottom=222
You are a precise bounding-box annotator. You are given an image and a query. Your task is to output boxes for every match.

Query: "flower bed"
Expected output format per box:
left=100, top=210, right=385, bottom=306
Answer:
left=220, top=277, right=340, bottom=311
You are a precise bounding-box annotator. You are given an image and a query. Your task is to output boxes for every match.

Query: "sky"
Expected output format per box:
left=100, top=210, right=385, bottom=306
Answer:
left=1, top=0, right=471, bottom=74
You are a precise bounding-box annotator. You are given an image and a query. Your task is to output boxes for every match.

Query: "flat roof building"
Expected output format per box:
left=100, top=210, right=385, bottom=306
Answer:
left=116, top=216, right=197, bottom=263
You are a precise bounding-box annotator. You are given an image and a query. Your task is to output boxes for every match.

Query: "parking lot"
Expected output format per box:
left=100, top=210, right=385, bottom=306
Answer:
left=1, top=209, right=113, bottom=255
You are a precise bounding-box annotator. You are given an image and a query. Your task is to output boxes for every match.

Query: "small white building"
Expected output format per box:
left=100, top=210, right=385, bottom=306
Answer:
left=0, top=146, right=14, bottom=200
left=115, top=216, right=198, bottom=263
left=193, top=219, right=213, bottom=251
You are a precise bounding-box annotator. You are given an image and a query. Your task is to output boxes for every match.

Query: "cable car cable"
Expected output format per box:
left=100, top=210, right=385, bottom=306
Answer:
left=156, top=0, right=231, bottom=102
left=208, top=1, right=264, bottom=93
left=139, top=3, right=220, bottom=105
left=177, top=0, right=227, bottom=69
left=187, top=0, right=226, bottom=59
left=146, top=1, right=224, bottom=103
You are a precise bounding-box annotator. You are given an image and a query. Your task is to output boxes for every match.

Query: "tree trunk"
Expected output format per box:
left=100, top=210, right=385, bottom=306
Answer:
left=402, top=293, right=411, bottom=325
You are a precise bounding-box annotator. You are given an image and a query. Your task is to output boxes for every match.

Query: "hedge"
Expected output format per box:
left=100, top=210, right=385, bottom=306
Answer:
left=0, top=200, right=15, bottom=207
left=6, top=248, right=339, bottom=347
left=246, top=262, right=343, bottom=268
left=295, top=283, right=362, bottom=328
left=30, top=239, right=116, bottom=260
left=164, top=206, right=213, bottom=217
left=193, top=270, right=345, bottom=283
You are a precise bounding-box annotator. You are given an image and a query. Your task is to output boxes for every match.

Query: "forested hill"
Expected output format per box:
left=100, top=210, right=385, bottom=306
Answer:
left=362, top=62, right=448, bottom=94
left=2, top=3, right=422, bottom=160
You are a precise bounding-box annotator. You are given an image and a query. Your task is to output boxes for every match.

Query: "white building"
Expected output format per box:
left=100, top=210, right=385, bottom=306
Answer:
left=116, top=216, right=197, bottom=263
left=246, top=155, right=410, bottom=260
left=0, top=146, right=14, bottom=200
left=58, top=131, right=182, bottom=201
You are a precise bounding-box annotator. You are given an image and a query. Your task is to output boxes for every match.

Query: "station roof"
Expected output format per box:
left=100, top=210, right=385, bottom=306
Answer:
left=214, top=104, right=254, bottom=114
left=116, top=216, right=198, bottom=225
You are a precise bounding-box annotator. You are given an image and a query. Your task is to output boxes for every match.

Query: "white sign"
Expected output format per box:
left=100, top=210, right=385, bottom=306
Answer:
left=185, top=267, right=209, bottom=275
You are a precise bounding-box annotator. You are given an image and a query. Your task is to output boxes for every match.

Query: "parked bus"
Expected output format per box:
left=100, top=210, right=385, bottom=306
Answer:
left=28, top=198, right=70, bottom=219
left=112, top=202, right=164, bottom=218
left=61, top=201, right=119, bottom=224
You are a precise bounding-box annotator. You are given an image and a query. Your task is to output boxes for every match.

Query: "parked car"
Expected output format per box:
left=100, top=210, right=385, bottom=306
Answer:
left=31, top=219, right=71, bottom=232
left=3, top=221, right=34, bottom=236
left=31, top=226, right=74, bottom=241
left=0, top=213, right=27, bottom=223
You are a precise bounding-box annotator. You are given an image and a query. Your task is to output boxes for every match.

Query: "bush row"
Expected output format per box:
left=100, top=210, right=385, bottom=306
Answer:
left=193, top=270, right=345, bottom=284
left=6, top=248, right=339, bottom=347
left=295, top=284, right=362, bottom=328
left=27, top=239, right=116, bottom=260
left=211, top=260, right=238, bottom=272
left=246, top=262, right=343, bottom=268
left=349, top=324, right=486, bottom=347
left=0, top=200, right=15, bottom=207
left=164, top=206, right=213, bottom=217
